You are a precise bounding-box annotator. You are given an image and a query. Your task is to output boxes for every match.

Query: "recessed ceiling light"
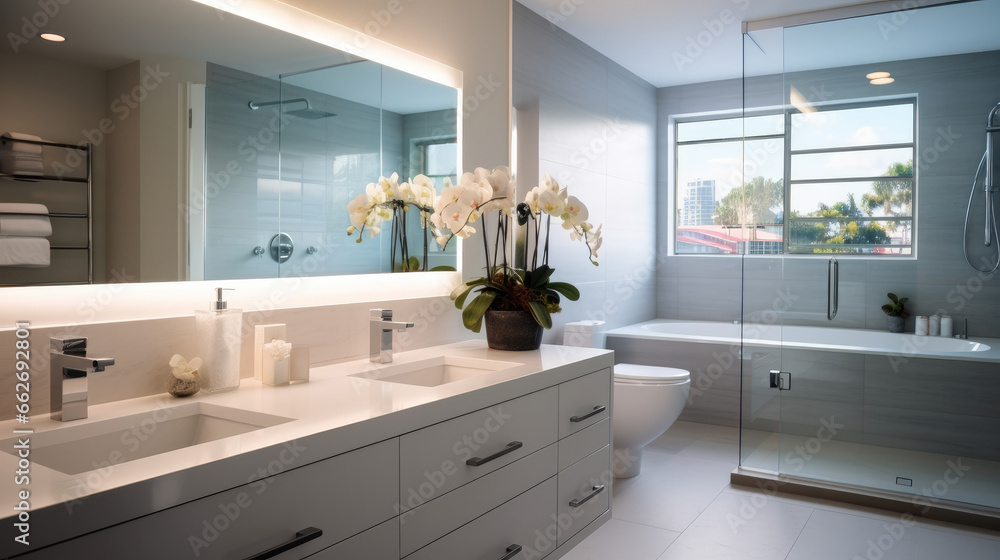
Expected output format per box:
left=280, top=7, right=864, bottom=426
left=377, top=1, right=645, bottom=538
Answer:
left=870, top=77, right=895, bottom=85
left=40, top=33, right=65, bottom=42
left=866, top=71, right=890, bottom=80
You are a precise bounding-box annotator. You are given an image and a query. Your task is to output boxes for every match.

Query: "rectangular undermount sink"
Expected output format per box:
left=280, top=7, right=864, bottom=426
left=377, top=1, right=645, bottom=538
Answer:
left=350, top=356, right=522, bottom=387
left=3, top=403, right=293, bottom=475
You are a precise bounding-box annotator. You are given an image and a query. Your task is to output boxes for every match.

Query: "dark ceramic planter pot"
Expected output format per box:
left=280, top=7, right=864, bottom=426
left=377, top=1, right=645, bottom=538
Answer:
left=484, top=310, right=544, bottom=351
left=887, top=315, right=905, bottom=333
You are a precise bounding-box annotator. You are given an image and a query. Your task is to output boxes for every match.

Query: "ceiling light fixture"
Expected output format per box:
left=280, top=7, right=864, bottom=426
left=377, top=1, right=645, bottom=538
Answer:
left=866, top=71, right=890, bottom=80
left=40, top=33, right=66, bottom=42
left=870, top=77, right=895, bottom=85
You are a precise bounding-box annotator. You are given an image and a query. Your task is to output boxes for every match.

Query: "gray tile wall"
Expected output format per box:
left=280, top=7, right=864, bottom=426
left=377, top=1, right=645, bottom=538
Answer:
left=657, top=51, right=1000, bottom=334
left=606, top=337, right=741, bottom=427
left=513, top=4, right=659, bottom=342
left=647, top=51, right=1000, bottom=442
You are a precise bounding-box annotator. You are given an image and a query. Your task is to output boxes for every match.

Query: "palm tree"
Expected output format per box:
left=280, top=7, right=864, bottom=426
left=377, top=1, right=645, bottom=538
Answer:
left=865, top=160, right=913, bottom=217
left=714, top=176, right=782, bottom=227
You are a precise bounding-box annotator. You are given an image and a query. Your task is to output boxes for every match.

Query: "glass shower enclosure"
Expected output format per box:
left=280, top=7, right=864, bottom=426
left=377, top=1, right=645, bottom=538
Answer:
left=737, top=0, right=1000, bottom=517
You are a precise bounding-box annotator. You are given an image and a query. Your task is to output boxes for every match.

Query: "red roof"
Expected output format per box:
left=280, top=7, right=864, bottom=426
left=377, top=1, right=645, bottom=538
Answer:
left=678, top=225, right=782, bottom=243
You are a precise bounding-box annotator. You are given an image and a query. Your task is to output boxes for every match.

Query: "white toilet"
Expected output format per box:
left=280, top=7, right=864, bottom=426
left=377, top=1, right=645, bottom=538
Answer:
left=564, top=320, right=690, bottom=478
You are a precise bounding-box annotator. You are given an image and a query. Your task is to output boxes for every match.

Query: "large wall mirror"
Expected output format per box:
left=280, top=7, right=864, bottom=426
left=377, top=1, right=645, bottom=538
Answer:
left=0, top=0, right=459, bottom=287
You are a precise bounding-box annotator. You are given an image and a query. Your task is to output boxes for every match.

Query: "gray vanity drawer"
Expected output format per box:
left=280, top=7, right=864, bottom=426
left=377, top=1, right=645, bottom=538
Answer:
left=559, top=417, right=610, bottom=469
left=404, top=476, right=558, bottom=560
left=309, top=518, right=398, bottom=560
left=399, top=386, right=558, bottom=510
left=400, top=443, right=558, bottom=556
left=22, top=439, right=399, bottom=560
left=558, top=368, right=612, bottom=438
left=557, top=444, right=611, bottom=546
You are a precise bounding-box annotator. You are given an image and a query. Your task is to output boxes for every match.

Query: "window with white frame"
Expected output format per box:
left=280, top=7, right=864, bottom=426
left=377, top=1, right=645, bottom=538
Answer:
left=414, top=137, right=458, bottom=184
left=674, top=98, right=915, bottom=255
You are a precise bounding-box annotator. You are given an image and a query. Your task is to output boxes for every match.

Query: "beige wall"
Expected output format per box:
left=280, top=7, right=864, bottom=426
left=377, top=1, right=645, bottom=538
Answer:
left=105, top=62, right=141, bottom=283
left=138, top=56, right=207, bottom=282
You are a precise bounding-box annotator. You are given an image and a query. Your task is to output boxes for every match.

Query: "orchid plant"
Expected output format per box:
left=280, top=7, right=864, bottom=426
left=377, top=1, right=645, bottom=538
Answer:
left=432, top=166, right=603, bottom=332
left=347, top=172, right=440, bottom=272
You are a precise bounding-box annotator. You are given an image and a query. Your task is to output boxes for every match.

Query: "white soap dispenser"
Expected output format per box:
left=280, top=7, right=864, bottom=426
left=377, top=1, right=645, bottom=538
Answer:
left=195, top=287, right=243, bottom=393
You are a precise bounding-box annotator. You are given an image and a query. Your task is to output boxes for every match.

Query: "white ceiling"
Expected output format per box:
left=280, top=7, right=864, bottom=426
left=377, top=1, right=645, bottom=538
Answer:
left=515, top=0, right=1000, bottom=87
left=0, top=0, right=455, bottom=114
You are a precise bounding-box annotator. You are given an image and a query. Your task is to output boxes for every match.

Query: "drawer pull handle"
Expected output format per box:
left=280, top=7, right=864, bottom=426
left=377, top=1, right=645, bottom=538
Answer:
left=500, top=544, right=523, bottom=560
left=466, top=441, right=523, bottom=467
left=243, top=526, right=322, bottom=560
left=569, top=484, right=605, bottom=508
left=570, top=405, right=606, bottom=423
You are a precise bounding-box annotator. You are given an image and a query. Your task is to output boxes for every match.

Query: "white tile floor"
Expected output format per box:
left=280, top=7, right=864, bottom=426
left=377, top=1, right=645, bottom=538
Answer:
left=562, top=422, right=1000, bottom=560
left=742, top=431, right=1000, bottom=509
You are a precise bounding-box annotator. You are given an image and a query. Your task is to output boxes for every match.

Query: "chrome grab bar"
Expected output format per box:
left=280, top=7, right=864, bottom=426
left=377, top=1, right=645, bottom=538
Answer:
left=827, top=257, right=839, bottom=320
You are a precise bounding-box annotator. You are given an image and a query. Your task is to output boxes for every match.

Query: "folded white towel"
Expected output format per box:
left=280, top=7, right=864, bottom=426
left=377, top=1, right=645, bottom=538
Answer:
left=1, top=133, right=43, bottom=156
left=0, top=155, right=43, bottom=176
left=0, top=151, right=42, bottom=161
left=1, top=132, right=42, bottom=142
left=0, top=237, right=50, bottom=267
left=0, top=203, right=48, bottom=215
left=0, top=214, right=52, bottom=237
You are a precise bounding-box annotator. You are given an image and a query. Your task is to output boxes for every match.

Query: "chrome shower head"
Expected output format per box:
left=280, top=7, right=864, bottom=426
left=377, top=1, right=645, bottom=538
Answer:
left=247, top=98, right=336, bottom=119
left=283, top=107, right=337, bottom=120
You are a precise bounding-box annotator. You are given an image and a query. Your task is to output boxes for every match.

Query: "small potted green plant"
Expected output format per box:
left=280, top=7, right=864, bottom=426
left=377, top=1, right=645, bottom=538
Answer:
left=881, top=293, right=909, bottom=333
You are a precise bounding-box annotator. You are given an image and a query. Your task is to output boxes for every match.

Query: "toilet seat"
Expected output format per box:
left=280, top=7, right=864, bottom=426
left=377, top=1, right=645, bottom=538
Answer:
left=614, top=363, right=690, bottom=385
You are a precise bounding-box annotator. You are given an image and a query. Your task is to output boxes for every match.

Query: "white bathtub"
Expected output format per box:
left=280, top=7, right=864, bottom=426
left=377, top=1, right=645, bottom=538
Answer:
left=607, top=319, right=999, bottom=363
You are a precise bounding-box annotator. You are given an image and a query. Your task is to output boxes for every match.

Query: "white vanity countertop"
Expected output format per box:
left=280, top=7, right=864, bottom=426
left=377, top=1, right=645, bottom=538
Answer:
left=0, top=341, right=612, bottom=553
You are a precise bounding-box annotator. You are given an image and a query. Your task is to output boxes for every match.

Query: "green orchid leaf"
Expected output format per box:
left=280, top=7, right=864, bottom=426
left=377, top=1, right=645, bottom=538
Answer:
left=429, top=265, right=457, bottom=271
left=887, top=292, right=899, bottom=304
left=484, top=282, right=508, bottom=292
left=407, top=256, right=421, bottom=271
left=462, top=291, right=496, bottom=332
left=450, top=278, right=487, bottom=307
left=547, top=281, right=580, bottom=301
left=528, top=301, right=552, bottom=329
left=528, top=265, right=555, bottom=288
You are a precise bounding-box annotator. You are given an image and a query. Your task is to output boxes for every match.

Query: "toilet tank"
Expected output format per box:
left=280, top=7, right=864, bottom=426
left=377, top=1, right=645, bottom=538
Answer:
left=564, top=320, right=607, bottom=349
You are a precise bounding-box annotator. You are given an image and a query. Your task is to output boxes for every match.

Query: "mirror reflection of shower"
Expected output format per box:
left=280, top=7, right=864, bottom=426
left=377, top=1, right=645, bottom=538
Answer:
left=247, top=98, right=337, bottom=120
left=964, top=100, right=1000, bottom=273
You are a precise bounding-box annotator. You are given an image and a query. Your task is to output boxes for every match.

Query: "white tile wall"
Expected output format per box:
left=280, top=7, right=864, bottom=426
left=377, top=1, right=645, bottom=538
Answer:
left=513, top=4, right=658, bottom=343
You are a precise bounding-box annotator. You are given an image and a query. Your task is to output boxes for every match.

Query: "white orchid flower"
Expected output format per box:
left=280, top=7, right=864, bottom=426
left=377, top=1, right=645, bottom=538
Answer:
left=524, top=187, right=540, bottom=213
left=347, top=193, right=371, bottom=228
left=365, top=181, right=387, bottom=205
left=586, top=224, right=603, bottom=262
left=538, top=188, right=565, bottom=216
left=539, top=172, right=560, bottom=193
left=563, top=196, right=589, bottom=222
left=411, top=174, right=437, bottom=208
left=379, top=172, right=399, bottom=196
left=396, top=181, right=417, bottom=204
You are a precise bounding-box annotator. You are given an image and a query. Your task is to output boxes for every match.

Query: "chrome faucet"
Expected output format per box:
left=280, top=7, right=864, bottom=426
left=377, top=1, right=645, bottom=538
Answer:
left=370, top=309, right=414, bottom=363
left=50, top=337, right=115, bottom=421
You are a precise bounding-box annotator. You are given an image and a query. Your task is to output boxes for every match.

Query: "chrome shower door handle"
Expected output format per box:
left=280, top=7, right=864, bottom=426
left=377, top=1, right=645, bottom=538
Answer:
left=770, top=370, right=791, bottom=391
left=827, top=257, right=839, bottom=320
